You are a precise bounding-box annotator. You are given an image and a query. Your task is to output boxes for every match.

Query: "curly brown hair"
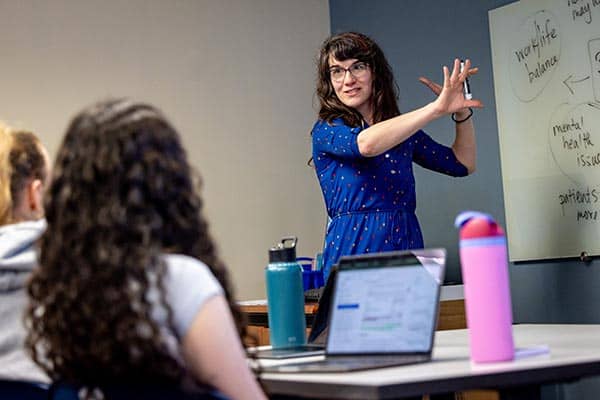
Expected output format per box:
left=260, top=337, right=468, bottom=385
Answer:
left=25, top=98, right=247, bottom=387
left=316, top=32, right=400, bottom=126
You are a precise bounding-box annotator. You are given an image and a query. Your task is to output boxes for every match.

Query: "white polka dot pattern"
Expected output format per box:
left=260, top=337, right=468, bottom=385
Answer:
left=311, top=118, right=468, bottom=279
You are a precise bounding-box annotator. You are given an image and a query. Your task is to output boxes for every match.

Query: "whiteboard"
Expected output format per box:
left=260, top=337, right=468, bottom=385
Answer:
left=489, top=0, right=600, bottom=261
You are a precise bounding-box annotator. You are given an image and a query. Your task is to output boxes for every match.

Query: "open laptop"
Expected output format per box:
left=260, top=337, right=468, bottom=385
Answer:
left=262, top=248, right=446, bottom=372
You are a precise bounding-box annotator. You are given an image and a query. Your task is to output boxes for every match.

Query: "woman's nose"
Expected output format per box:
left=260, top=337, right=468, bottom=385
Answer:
left=343, top=70, right=357, bottom=85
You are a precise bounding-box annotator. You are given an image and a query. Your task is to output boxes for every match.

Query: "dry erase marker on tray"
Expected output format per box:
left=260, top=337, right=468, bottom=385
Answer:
left=460, top=60, right=473, bottom=100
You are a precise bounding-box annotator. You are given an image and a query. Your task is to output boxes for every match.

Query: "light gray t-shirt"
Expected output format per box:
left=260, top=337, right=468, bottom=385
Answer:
left=150, top=254, right=224, bottom=360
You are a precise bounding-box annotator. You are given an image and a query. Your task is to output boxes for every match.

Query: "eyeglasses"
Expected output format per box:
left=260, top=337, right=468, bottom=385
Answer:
left=329, top=62, right=369, bottom=83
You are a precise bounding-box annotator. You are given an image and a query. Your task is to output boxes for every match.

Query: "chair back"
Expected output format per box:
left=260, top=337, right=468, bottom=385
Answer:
left=49, top=382, right=229, bottom=400
left=0, top=379, right=49, bottom=400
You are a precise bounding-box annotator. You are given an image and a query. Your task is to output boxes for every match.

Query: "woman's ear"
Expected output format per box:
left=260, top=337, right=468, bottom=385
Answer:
left=27, top=178, right=45, bottom=219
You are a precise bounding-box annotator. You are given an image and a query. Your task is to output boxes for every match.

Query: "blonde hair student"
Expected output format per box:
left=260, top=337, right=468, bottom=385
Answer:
left=0, top=121, right=50, bottom=382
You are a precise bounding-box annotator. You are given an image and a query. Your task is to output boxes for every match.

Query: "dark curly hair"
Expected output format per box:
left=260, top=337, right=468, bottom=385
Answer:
left=316, top=32, right=400, bottom=126
left=25, top=98, right=247, bottom=387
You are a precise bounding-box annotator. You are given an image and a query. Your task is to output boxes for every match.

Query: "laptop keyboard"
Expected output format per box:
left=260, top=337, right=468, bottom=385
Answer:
left=270, top=354, right=429, bottom=373
left=304, top=287, right=324, bottom=303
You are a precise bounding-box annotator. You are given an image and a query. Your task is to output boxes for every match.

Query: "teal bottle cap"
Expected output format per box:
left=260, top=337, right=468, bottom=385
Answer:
left=269, top=236, right=298, bottom=263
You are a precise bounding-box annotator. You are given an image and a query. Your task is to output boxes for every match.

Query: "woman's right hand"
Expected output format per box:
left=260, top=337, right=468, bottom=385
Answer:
left=425, top=58, right=483, bottom=117
left=357, top=59, right=484, bottom=157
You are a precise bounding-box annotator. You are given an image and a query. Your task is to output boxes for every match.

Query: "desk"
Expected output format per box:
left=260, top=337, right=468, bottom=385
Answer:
left=258, top=324, right=600, bottom=400
left=240, top=285, right=467, bottom=346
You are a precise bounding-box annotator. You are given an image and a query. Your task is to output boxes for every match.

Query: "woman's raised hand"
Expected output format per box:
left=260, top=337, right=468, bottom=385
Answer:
left=419, top=58, right=483, bottom=117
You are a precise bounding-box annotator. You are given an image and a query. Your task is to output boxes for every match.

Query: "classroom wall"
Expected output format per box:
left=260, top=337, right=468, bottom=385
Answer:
left=0, top=0, right=330, bottom=300
left=4, top=1, right=600, bottom=394
left=329, top=0, right=600, bottom=398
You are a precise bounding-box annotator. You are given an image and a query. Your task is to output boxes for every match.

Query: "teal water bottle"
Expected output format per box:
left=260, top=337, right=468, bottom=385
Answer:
left=265, top=236, right=306, bottom=349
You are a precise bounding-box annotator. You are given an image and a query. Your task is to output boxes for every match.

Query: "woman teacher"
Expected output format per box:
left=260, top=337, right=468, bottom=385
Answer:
left=312, top=32, right=482, bottom=279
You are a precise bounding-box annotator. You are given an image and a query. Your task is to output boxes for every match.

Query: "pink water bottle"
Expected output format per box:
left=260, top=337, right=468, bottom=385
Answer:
left=455, top=211, right=514, bottom=363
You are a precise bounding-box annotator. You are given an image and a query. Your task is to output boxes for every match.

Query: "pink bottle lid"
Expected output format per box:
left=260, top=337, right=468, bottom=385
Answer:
left=455, top=211, right=504, bottom=240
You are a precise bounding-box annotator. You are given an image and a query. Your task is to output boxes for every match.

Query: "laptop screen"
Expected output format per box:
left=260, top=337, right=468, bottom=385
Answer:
left=326, top=250, right=444, bottom=355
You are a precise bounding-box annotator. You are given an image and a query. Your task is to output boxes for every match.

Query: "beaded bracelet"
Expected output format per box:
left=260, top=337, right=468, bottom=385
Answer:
left=451, top=108, right=473, bottom=123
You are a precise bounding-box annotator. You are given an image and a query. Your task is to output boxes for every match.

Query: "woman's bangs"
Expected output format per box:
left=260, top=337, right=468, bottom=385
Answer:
left=330, top=39, right=368, bottom=62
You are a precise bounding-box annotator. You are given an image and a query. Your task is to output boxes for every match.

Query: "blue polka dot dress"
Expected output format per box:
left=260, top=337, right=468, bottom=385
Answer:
left=312, top=118, right=468, bottom=280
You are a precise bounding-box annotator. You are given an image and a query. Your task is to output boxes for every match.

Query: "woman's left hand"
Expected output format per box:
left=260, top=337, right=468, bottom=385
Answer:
left=419, top=58, right=483, bottom=116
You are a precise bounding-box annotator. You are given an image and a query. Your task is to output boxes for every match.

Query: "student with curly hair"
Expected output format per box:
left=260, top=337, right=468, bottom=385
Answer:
left=0, top=122, right=50, bottom=382
left=25, top=99, right=266, bottom=399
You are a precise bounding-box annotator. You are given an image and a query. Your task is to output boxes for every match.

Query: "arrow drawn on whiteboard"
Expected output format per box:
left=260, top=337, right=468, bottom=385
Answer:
left=589, top=101, right=600, bottom=110
left=563, top=74, right=591, bottom=95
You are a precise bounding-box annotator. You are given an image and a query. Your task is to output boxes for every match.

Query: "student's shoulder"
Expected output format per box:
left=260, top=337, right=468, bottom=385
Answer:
left=161, top=254, right=224, bottom=336
left=163, top=254, right=223, bottom=290
left=164, top=253, right=208, bottom=270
